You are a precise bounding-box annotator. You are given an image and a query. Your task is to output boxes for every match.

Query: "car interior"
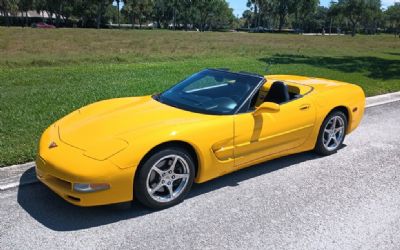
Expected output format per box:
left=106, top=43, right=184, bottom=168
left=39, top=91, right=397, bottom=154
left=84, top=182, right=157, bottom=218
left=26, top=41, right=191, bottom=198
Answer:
left=250, top=81, right=303, bottom=109
left=182, top=80, right=303, bottom=114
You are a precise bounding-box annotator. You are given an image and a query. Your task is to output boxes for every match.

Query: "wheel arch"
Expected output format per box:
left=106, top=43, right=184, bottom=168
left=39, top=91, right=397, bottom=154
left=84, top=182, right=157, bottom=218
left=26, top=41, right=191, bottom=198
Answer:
left=327, top=105, right=351, bottom=133
left=134, top=140, right=200, bottom=184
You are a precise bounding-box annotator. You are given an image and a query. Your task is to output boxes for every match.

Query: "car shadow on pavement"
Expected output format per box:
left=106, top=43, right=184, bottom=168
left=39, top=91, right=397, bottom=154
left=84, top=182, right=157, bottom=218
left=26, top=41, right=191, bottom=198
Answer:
left=17, top=149, right=335, bottom=231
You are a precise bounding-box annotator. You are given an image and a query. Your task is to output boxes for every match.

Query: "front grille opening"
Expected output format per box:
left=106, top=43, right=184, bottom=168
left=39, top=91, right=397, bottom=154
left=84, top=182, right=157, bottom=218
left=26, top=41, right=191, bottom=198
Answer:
left=66, top=195, right=81, bottom=202
left=46, top=175, right=72, bottom=190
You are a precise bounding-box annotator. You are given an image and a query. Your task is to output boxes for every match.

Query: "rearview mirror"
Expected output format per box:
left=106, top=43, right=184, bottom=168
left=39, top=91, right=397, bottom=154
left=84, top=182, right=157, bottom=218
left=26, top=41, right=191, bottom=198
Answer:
left=254, top=102, right=280, bottom=115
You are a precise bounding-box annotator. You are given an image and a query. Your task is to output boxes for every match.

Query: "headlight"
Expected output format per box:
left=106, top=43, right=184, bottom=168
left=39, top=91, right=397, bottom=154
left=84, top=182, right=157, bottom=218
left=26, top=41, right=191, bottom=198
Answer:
left=83, top=139, right=129, bottom=160
left=73, top=183, right=110, bottom=193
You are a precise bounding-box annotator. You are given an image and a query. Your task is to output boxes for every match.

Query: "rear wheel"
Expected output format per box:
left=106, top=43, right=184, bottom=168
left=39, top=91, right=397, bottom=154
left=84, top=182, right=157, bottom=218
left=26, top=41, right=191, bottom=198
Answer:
left=134, top=147, right=195, bottom=209
left=314, top=111, right=347, bottom=156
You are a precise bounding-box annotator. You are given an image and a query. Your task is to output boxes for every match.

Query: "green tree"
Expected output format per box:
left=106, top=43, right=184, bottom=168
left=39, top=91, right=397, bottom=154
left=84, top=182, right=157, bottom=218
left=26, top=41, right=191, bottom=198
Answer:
left=179, top=0, right=195, bottom=30
left=272, top=0, right=291, bottom=31
left=328, top=1, right=341, bottom=33
left=208, top=0, right=234, bottom=30
left=136, top=0, right=153, bottom=28
left=386, top=3, right=400, bottom=37
left=242, top=9, right=253, bottom=28
left=123, top=0, right=138, bottom=28
left=152, top=0, right=173, bottom=28
left=246, top=0, right=259, bottom=27
left=94, top=0, right=112, bottom=29
left=246, top=0, right=271, bottom=28
left=337, top=0, right=366, bottom=36
left=32, top=0, right=79, bottom=27
left=193, top=0, right=214, bottom=31
left=295, top=0, right=319, bottom=31
left=18, top=0, right=33, bottom=26
left=0, top=0, right=19, bottom=26
left=361, top=0, right=382, bottom=34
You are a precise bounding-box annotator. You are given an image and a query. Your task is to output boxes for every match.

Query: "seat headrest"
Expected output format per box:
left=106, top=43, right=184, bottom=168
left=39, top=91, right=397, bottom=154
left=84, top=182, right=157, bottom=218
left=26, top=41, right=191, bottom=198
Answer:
left=264, top=81, right=290, bottom=104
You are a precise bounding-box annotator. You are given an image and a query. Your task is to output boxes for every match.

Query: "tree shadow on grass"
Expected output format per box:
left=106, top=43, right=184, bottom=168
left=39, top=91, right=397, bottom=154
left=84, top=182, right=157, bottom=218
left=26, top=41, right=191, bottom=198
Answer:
left=260, top=54, right=400, bottom=80
left=386, top=52, right=400, bottom=57
left=16, top=149, right=332, bottom=232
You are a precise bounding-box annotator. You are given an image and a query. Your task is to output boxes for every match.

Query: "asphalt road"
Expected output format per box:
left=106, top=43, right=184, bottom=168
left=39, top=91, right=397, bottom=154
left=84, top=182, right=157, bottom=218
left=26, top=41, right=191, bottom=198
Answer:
left=1, top=101, right=399, bottom=250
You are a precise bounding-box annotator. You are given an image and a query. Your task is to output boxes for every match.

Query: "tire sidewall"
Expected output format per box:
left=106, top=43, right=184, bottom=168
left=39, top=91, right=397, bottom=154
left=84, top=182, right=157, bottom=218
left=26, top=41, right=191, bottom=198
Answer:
left=134, top=147, right=195, bottom=209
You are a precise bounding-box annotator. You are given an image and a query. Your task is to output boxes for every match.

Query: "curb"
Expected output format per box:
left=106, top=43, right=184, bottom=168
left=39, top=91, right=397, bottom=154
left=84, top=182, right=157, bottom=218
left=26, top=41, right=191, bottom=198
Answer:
left=0, top=162, right=36, bottom=191
left=1, top=91, right=400, bottom=191
left=365, top=91, right=400, bottom=108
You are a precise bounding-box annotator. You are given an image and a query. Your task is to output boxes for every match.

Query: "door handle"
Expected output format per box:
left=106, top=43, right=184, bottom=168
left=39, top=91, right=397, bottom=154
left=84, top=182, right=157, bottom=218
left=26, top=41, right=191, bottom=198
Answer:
left=299, top=104, right=310, bottom=111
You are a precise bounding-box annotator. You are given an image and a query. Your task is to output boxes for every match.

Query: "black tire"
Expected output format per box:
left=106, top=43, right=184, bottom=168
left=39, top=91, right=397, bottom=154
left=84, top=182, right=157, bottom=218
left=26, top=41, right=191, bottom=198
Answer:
left=134, top=147, right=195, bottom=209
left=314, top=110, right=348, bottom=156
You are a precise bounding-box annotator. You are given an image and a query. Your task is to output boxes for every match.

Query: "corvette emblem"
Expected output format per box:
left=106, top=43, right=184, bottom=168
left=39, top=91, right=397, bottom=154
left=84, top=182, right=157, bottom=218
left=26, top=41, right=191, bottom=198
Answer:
left=48, top=141, right=58, bottom=149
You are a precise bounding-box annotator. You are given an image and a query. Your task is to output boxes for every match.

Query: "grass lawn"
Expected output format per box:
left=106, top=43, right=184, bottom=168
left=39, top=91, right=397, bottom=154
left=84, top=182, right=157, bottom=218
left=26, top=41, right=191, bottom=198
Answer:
left=0, top=27, right=399, bottom=166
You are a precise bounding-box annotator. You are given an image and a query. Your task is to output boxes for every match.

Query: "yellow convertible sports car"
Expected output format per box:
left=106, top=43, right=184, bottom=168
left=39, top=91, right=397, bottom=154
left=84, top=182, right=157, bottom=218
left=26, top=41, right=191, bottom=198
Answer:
left=36, top=69, right=365, bottom=209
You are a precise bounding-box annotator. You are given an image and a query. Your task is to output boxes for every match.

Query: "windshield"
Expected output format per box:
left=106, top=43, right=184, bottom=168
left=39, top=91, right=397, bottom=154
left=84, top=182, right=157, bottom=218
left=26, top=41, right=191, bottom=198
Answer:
left=156, top=69, right=263, bottom=115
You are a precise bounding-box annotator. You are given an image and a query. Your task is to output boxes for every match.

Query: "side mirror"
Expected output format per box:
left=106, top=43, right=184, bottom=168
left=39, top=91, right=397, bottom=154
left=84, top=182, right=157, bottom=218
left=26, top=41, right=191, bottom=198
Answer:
left=254, top=102, right=280, bottom=115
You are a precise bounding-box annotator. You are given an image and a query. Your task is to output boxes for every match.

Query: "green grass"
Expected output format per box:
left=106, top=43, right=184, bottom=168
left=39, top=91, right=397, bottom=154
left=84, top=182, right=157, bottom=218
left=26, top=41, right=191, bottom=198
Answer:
left=0, top=27, right=399, bottom=166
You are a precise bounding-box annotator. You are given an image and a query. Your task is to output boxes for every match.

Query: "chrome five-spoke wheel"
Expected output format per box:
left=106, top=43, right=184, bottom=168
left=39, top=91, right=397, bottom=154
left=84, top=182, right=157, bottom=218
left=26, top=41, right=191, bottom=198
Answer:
left=135, top=147, right=195, bottom=209
left=323, top=116, right=345, bottom=151
left=315, top=110, right=348, bottom=156
left=146, top=155, right=190, bottom=203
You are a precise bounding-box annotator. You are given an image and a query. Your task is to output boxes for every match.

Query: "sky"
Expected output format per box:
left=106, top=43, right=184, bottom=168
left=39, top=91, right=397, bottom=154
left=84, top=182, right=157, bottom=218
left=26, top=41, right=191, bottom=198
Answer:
left=227, top=0, right=399, bottom=17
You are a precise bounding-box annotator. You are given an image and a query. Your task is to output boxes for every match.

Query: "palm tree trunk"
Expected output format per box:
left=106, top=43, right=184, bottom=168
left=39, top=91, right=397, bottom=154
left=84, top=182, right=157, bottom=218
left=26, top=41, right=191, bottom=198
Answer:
left=24, top=11, right=28, bottom=27
left=279, top=14, right=285, bottom=31
left=351, top=21, right=356, bottom=37
left=21, top=11, right=25, bottom=27
left=117, top=0, right=120, bottom=28
left=6, top=12, right=10, bottom=27
left=138, top=9, right=142, bottom=29
left=96, top=1, right=104, bottom=29
left=96, top=8, right=101, bottom=28
left=173, top=7, right=176, bottom=30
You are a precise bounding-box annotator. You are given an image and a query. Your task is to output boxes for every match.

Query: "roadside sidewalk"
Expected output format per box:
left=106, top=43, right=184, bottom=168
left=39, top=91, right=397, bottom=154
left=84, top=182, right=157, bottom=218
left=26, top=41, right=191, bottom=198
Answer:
left=0, top=162, right=36, bottom=190
left=1, top=91, right=399, bottom=191
left=365, top=91, right=400, bottom=108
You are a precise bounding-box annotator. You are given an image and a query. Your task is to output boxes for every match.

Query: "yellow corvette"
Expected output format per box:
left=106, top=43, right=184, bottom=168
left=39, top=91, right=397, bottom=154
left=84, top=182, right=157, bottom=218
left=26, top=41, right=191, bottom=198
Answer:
left=36, top=69, right=365, bottom=209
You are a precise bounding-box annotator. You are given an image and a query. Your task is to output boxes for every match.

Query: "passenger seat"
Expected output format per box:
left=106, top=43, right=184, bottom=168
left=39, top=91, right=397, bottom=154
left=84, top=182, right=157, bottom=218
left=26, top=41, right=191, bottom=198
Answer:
left=264, top=81, right=290, bottom=104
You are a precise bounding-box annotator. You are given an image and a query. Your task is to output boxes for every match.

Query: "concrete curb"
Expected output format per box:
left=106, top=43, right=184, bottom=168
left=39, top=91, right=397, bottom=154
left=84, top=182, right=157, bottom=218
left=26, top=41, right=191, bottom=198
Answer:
left=1, top=91, right=400, bottom=191
left=365, top=91, right=400, bottom=108
left=0, top=162, right=36, bottom=191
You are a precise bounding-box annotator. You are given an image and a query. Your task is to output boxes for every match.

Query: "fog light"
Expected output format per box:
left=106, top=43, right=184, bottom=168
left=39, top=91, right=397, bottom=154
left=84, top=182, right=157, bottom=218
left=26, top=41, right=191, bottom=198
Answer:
left=73, top=183, right=110, bottom=193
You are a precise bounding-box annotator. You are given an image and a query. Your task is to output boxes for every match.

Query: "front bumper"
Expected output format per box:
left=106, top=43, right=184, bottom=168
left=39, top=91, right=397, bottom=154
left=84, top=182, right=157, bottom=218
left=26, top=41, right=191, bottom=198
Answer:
left=36, top=143, right=134, bottom=207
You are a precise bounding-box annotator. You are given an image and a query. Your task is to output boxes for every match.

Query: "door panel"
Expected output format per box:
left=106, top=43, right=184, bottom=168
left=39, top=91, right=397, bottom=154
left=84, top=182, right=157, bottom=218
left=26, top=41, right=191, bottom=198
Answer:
left=233, top=97, right=316, bottom=167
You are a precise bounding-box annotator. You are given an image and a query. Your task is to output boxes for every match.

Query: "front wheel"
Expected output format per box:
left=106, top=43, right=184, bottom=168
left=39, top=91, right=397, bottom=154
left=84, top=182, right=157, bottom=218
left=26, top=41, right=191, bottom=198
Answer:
left=134, top=147, right=195, bottom=209
left=314, top=111, right=348, bottom=156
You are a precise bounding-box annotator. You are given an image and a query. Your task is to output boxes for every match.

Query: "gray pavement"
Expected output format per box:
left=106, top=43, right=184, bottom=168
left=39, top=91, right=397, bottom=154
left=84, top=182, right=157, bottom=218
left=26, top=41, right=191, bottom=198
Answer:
left=0, top=101, right=400, bottom=250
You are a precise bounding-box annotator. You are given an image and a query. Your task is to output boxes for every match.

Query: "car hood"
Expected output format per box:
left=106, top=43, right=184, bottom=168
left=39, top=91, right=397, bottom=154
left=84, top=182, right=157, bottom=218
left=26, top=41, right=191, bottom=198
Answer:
left=57, top=96, right=213, bottom=153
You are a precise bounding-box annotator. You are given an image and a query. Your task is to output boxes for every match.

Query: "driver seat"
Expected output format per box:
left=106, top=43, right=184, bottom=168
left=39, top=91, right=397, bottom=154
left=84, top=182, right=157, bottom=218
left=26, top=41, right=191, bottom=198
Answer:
left=264, top=81, right=290, bottom=104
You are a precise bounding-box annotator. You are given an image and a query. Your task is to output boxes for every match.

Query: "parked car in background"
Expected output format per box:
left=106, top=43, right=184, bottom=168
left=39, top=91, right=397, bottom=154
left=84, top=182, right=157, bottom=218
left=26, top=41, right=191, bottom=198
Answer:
left=31, top=22, right=56, bottom=29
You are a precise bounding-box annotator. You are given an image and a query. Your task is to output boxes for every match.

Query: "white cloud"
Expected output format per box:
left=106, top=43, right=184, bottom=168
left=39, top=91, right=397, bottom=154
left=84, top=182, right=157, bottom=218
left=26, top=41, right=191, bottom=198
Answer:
left=382, top=0, right=399, bottom=7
